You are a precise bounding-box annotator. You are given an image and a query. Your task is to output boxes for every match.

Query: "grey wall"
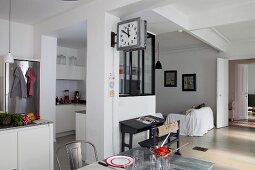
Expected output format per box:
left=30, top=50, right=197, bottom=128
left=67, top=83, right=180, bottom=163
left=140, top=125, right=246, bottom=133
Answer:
left=248, top=64, right=255, bottom=94
left=155, top=47, right=218, bottom=116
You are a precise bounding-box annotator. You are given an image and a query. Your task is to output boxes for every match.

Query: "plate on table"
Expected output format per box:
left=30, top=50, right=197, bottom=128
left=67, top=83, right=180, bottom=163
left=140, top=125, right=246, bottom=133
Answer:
left=106, top=155, right=134, bottom=168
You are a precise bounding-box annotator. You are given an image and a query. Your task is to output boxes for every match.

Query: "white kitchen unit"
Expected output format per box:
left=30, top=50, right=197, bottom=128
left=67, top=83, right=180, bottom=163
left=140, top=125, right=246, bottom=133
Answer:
left=56, top=104, right=86, bottom=136
left=0, top=121, right=53, bottom=170
left=0, top=131, right=17, bottom=170
left=56, top=64, right=85, bottom=80
left=76, top=110, right=86, bottom=161
left=76, top=110, right=86, bottom=141
left=56, top=104, right=74, bottom=133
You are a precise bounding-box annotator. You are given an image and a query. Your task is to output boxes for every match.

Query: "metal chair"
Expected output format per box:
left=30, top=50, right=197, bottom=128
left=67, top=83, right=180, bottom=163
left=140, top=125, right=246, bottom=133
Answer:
left=56, top=140, right=98, bottom=170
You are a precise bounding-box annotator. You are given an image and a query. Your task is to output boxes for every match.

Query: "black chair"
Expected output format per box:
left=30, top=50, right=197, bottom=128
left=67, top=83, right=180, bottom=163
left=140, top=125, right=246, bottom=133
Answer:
left=139, top=120, right=181, bottom=155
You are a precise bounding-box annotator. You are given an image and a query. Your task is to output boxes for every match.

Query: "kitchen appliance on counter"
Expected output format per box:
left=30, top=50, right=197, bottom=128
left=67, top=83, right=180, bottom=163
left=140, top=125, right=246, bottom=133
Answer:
left=73, top=91, right=80, bottom=103
left=64, top=90, right=70, bottom=103
left=2, top=59, right=40, bottom=114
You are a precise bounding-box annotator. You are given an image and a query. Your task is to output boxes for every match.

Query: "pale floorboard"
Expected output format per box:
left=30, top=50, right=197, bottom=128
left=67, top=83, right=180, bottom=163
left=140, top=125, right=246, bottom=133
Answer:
left=179, top=126, right=255, bottom=170
left=54, top=126, right=255, bottom=170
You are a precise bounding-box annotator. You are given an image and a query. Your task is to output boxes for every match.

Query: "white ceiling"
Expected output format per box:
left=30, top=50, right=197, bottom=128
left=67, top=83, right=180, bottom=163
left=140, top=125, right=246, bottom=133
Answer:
left=122, top=10, right=182, bottom=35
left=50, top=21, right=87, bottom=49
left=1, top=0, right=255, bottom=57
left=0, top=0, right=94, bottom=25
left=216, top=20, right=255, bottom=42
left=171, top=0, right=255, bottom=17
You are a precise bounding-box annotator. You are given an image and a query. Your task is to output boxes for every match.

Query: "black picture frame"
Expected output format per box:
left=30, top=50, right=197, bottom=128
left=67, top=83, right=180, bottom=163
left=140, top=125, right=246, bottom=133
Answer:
left=164, top=70, right=177, bottom=87
left=182, top=74, right=196, bottom=91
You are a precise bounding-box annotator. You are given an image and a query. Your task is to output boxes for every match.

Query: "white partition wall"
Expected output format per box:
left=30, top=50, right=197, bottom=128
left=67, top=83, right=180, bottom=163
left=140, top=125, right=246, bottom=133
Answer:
left=40, top=36, right=57, bottom=139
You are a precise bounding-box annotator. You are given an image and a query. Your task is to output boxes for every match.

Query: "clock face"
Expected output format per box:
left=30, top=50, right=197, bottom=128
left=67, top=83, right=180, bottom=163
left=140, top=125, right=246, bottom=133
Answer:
left=118, top=20, right=138, bottom=48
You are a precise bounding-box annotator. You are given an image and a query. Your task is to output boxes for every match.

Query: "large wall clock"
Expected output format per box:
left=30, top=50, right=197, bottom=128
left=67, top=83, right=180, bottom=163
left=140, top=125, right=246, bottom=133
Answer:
left=117, top=17, right=147, bottom=51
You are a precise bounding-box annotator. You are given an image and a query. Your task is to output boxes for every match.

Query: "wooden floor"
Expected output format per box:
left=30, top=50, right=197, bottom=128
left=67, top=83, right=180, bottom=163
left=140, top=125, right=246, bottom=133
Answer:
left=179, top=126, right=255, bottom=170
left=55, top=126, right=255, bottom=170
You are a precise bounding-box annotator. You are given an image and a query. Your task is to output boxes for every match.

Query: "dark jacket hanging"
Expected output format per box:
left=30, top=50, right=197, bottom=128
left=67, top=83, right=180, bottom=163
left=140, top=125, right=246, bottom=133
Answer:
left=10, top=67, right=27, bottom=98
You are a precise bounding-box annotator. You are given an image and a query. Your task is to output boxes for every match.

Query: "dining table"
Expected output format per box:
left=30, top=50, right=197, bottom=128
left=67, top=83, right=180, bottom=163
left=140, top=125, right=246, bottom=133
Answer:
left=77, top=147, right=215, bottom=170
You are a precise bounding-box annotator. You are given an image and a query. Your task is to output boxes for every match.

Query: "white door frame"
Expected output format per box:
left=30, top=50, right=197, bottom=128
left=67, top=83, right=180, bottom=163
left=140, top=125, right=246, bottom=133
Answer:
left=216, top=58, right=229, bottom=128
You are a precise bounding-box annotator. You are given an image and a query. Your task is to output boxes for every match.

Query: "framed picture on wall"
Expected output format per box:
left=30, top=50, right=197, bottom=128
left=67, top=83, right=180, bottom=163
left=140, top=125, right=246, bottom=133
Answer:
left=164, top=70, right=177, bottom=87
left=182, top=74, right=196, bottom=91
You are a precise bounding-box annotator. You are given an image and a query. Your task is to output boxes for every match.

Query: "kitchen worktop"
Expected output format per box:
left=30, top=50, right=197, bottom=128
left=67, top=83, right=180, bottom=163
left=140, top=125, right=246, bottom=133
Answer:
left=76, top=110, right=86, bottom=114
left=56, top=103, right=86, bottom=106
left=56, top=99, right=86, bottom=106
left=0, top=119, right=53, bottom=133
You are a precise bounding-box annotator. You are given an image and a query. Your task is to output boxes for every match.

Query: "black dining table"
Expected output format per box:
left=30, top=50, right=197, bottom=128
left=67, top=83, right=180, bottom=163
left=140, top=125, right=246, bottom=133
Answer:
left=78, top=147, right=215, bottom=170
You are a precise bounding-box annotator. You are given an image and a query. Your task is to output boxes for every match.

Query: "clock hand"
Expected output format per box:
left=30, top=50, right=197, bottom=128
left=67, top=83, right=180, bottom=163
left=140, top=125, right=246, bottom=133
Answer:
left=121, top=30, right=129, bottom=36
left=127, top=28, right=130, bottom=37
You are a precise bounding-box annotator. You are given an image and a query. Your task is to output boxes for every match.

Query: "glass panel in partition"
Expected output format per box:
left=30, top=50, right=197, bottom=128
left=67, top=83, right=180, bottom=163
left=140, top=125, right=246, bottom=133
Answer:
left=119, top=33, right=155, bottom=96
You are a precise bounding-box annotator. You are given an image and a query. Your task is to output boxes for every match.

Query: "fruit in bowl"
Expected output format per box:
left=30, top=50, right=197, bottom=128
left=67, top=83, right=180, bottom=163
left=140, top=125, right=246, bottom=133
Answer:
left=151, top=146, right=173, bottom=158
left=27, top=112, right=35, bottom=121
left=22, top=114, right=31, bottom=125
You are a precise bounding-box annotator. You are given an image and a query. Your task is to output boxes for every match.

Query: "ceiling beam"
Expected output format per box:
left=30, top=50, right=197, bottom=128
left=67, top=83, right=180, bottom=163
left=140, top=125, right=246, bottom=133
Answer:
left=189, top=2, right=255, bottom=30
left=188, top=28, right=229, bottom=52
left=154, top=5, right=230, bottom=52
left=110, top=0, right=177, bottom=18
left=153, top=4, right=189, bottom=29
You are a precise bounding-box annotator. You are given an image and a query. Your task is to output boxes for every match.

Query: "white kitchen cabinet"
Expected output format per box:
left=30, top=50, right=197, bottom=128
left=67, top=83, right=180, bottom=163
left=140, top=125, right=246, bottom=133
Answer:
left=56, top=64, right=85, bottom=80
left=0, top=131, right=17, bottom=170
left=56, top=104, right=74, bottom=133
left=0, top=122, right=53, bottom=170
left=18, top=125, right=51, bottom=170
left=56, top=104, right=86, bottom=134
left=76, top=111, right=86, bottom=161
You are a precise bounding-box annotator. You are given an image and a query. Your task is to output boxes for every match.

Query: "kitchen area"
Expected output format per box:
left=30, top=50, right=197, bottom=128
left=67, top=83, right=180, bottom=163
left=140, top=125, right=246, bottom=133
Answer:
left=54, top=21, right=87, bottom=143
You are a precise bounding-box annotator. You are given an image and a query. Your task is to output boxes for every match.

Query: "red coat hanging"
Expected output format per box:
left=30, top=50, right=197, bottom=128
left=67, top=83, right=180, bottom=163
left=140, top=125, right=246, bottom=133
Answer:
left=26, top=67, right=36, bottom=97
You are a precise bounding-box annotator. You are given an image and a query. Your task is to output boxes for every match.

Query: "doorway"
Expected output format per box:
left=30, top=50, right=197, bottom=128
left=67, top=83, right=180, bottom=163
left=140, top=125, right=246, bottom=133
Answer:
left=229, top=59, right=255, bottom=128
left=47, top=20, right=87, bottom=139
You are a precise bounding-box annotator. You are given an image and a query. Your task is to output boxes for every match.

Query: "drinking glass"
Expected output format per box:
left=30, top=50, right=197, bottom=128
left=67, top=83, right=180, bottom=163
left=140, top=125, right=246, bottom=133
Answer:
left=149, top=154, right=157, bottom=170
left=155, top=157, right=162, bottom=170
left=133, top=150, right=144, bottom=168
left=123, top=163, right=132, bottom=170
left=161, top=157, right=171, bottom=170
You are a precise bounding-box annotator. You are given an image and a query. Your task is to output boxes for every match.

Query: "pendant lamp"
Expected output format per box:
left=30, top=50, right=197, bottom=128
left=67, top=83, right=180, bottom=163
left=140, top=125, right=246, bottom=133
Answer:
left=4, top=0, right=14, bottom=63
left=155, top=42, right=162, bottom=69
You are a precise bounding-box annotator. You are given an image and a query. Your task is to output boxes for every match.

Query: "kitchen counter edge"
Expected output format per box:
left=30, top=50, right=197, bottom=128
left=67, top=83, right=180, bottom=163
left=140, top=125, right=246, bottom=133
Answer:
left=0, top=119, right=53, bottom=133
left=76, top=110, right=86, bottom=114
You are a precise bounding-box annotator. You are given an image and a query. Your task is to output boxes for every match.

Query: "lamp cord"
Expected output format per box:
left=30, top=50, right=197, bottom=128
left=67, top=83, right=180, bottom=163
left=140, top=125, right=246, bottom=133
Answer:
left=8, top=0, right=12, bottom=53
left=157, top=42, right=159, bottom=61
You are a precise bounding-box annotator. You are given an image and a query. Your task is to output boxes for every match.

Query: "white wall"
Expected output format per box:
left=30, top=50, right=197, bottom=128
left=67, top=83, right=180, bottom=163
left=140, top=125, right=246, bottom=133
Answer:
left=155, top=46, right=218, bottom=116
left=116, top=96, right=156, bottom=153
left=248, top=64, right=255, bottom=94
left=40, top=36, right=57, bottom=139
left=77, top=48, right=87, bottom=98
left=56, top=80, right=81, bottom=99
left=0, top=19, right=33, bottom=59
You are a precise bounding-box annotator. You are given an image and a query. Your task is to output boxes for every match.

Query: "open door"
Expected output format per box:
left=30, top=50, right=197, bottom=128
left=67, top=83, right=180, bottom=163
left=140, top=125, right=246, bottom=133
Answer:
left=217, top=58, right=229, bottom=128
left=235, top=64, right=248, bottom=120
